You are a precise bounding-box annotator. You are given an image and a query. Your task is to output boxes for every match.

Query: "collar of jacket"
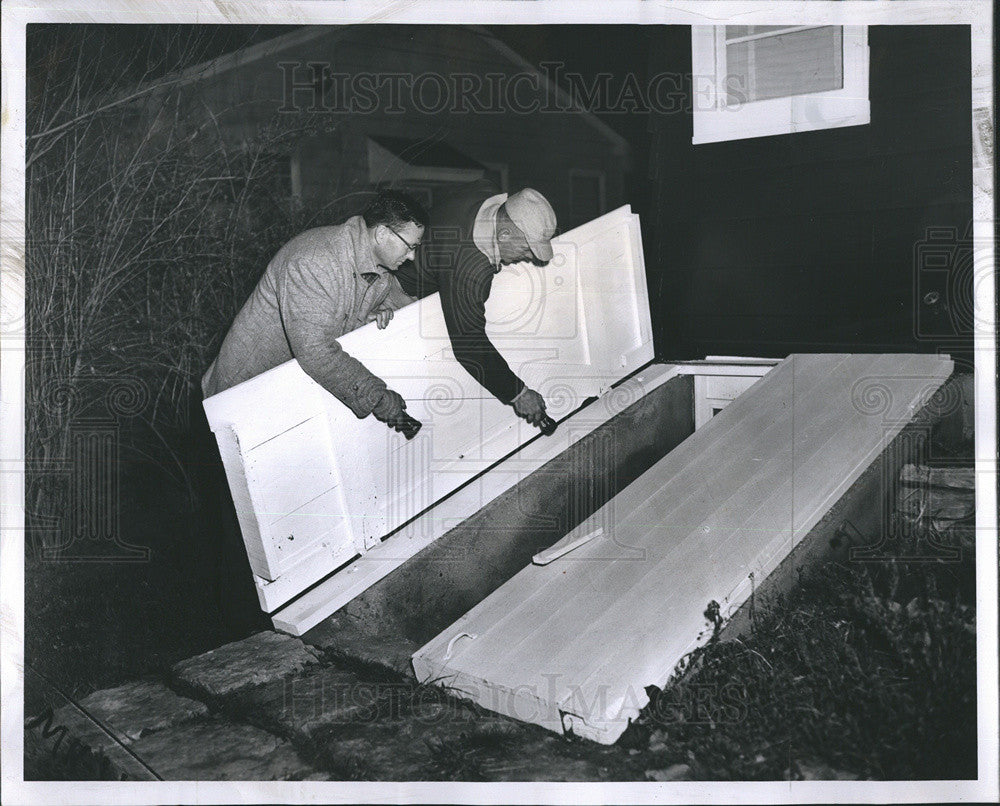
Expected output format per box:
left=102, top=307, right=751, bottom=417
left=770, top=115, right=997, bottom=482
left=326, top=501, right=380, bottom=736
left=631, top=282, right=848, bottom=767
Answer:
left=472, top=192, right=508, bottom=271
left=344, top=214, right=388, bottom=281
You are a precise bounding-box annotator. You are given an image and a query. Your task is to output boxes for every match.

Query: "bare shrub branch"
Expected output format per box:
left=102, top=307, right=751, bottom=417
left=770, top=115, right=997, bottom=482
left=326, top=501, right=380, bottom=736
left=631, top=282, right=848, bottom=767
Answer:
left=26, top=25, right=343, bottom=528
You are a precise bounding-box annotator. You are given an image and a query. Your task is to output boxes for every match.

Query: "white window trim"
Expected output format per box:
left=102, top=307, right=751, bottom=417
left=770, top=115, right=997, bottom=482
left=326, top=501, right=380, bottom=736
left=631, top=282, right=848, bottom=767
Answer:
left=568, top=168, right=606, bottom=219
left=692, top=25, right=870, bottom=145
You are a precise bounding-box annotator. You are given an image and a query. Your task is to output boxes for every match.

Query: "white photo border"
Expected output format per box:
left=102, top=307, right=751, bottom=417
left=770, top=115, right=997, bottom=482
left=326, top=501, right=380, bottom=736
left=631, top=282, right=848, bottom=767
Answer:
left=1, top=2, right=995, bottom=804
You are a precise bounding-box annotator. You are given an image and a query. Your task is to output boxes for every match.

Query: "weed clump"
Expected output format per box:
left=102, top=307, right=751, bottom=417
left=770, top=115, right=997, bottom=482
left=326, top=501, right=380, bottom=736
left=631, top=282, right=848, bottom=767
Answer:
left=631, top=561, right=976, bottom=780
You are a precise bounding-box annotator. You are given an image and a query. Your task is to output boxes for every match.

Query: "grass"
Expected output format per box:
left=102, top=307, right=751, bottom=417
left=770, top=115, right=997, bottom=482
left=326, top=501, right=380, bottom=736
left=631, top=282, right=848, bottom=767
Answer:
left=424, top=723, right=525, bottom=781
left=625, top=558, right=977, bottom=780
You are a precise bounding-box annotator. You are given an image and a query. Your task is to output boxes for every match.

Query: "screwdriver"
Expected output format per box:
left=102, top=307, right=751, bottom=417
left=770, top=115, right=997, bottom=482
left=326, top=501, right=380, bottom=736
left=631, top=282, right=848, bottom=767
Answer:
left=393, top=411, right=423, bottom=440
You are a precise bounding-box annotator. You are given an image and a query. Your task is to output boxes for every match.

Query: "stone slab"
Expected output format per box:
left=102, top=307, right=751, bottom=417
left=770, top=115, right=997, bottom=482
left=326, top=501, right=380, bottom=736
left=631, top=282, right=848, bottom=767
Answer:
left=129, top=715, right=327, bottom=780
left=304, top=617, right=422, bottom=679
left=171, top=630, right=321, bottom=700
left=303, top=694, right=615, bottom=781
left=77, top=679, right=208, bottom=743
left=309, top=700, right=501, bottom=780
left=238, top=664, right=389, bottom=740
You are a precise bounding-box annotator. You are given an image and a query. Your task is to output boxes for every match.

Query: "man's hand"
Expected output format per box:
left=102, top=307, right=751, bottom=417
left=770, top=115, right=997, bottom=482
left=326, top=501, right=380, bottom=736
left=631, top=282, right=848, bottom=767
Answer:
left=511, top=387, right=547, bottom=426
left=372, top=389, right=406, bottom=423
left=372, top=389, right=423, bottom=438
left=368, top=307, right=393, bottom=329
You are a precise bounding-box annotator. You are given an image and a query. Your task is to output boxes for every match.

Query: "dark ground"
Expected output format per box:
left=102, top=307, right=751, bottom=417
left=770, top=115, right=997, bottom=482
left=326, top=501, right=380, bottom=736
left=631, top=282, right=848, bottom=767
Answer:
left=24, top=458, right=270, bottom=718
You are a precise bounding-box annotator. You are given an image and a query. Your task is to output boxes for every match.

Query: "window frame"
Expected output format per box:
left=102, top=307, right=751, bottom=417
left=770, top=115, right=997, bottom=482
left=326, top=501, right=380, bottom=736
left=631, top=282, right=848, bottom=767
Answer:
left=482, top=161, right=509, bottom=192
left=691, top=25, right=871, bottom=145
left=289, top=151, right=302, bottom=201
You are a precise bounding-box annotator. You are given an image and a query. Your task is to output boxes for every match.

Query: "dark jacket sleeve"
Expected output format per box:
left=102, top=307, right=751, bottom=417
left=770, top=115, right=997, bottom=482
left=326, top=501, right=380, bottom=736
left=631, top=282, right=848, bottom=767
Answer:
left=439, top=252, right=525, bottom=405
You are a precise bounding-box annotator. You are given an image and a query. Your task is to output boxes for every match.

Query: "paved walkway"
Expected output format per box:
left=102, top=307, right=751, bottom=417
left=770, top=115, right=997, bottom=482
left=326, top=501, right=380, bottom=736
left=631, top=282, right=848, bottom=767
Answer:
left=25, top=630, right=651, bottom=781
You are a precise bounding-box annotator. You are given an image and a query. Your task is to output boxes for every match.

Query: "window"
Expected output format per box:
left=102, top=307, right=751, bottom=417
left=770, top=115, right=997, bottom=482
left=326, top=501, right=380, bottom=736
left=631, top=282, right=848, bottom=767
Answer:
left=483, top=162, right=509, bottom=192
left=691, top=25, right=870, bottom=144
left=568, top=169, right=606, bottom=224
left=392, top=182, right=434, bottom=210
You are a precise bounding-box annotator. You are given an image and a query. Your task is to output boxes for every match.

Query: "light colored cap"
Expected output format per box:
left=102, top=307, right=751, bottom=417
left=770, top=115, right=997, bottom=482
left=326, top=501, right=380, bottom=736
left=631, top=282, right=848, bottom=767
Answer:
left=504, top=188, right=557, bottom=262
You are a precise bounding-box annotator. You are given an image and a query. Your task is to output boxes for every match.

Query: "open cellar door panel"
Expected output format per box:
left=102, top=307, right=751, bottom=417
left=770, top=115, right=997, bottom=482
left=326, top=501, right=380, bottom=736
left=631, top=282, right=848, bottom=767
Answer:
left=203, top=205, right=653, bottom=618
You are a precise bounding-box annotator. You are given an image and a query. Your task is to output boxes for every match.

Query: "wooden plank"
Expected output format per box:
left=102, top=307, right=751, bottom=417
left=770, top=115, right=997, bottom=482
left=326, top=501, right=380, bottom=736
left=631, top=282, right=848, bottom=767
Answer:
left=900, top=464, right=975, bottom=491
left=501, top=358, right=889, bottom=691
left=433, top=355, right=810, bottom=648
left=550, top=354, right=935, bottom=726
left=203, top=361, right=326, bottom=452
left=270, top=363, right=681, bottom=635
left=464, top=356, right=948, bottom=716
left=561, top=355, right=951, bottom=739
left=412, top=353, right=953, bottom=743
left=676, top=364, right=779, bottom=376
left=244, top=416, right=338, bottom=533
left=265, top=487, right=357, bottom=575
left=705, top=374, right=761, bottom=400
left=254, top=532, right=357, bottom=614
left=213, top=424, right=279, bottom=581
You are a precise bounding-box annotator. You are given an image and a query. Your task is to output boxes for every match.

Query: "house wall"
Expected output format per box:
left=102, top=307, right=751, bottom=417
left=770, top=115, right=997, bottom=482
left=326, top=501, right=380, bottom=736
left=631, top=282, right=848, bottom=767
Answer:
left=186, top=25, right=628, bottom=228
left=647, top=25, right=973, bottom=363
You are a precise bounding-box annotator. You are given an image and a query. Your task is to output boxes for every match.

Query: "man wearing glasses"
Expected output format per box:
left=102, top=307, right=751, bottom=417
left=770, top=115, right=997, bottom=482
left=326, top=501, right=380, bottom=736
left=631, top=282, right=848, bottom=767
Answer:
left=196, top=190, right=426, bottom=631
left=201, top=190, right=427, bottom=433
left=395, top=180, right=558, bottom=429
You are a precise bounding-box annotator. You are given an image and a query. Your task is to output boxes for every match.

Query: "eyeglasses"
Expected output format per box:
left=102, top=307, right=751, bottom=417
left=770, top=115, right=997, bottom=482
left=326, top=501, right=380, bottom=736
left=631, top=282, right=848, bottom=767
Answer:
left=387, top=226, right=421, bottom=253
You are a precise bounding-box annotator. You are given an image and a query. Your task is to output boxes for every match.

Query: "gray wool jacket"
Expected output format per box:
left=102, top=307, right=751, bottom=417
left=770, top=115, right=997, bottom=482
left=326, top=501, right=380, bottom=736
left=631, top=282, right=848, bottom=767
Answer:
left=201, top=216, right=411, bottom=417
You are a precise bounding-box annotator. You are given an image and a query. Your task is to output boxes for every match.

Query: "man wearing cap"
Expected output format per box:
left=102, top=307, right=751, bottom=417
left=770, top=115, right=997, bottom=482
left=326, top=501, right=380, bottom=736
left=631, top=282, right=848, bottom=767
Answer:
left=395, top=179, right=558, bottom=427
